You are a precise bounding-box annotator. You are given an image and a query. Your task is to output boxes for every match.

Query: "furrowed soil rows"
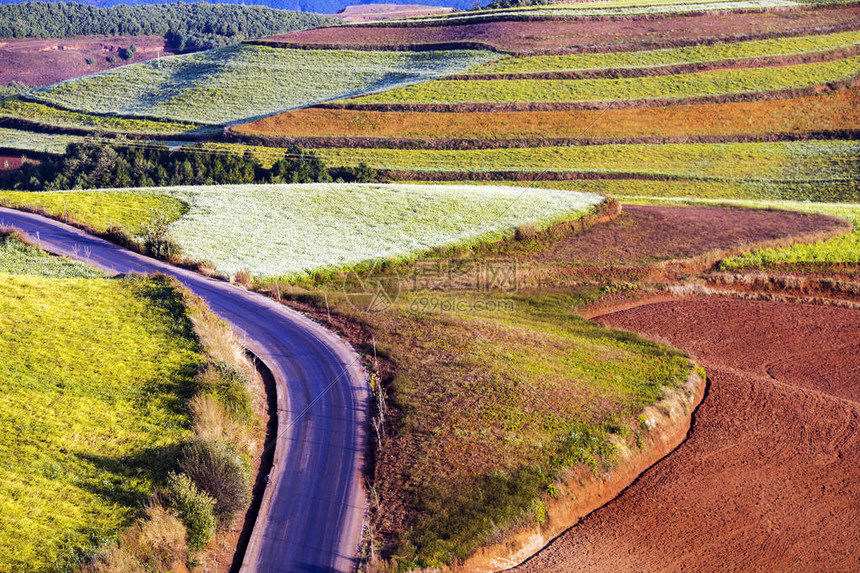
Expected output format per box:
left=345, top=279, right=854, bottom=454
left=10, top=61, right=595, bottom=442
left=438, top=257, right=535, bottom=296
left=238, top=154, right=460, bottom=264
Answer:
left=512, top=298, right=860, bottom=572
left=257, top=5, right=860, bottom=53
left=525, top=204, right=849, bottom=265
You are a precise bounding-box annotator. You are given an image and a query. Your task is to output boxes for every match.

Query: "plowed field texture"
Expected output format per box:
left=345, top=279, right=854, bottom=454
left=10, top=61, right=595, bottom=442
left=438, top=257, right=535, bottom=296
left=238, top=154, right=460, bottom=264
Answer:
left=511, top=298, right=860, bottom=572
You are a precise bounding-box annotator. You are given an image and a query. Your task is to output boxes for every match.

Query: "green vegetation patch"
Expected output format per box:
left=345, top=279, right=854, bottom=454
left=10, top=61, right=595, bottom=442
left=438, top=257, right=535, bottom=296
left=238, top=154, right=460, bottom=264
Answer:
left=0, top=127, right=82, bottom=155
left=473, top=30, right=860, bottom=74
left=29, top=45, right=498, bottom=125
left=346, top=56, right=860, bottom=104
left=321, top=289, right=694, bottom=567
left=0, top=272, right=203, bottom=570
left=0, top=99, right=201, bottom=136
left=0, top=233, right=102, bottom=278
left=319, top=140, right=860, bottom=182
left=0, top=190, right=187, bottom=234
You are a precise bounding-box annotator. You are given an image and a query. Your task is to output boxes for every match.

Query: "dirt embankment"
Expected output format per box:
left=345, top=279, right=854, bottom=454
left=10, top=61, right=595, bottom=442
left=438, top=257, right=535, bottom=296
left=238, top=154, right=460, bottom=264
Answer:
left=459, top=372, right=706, bottom=573
left=512, top=298, right=860, bottom=572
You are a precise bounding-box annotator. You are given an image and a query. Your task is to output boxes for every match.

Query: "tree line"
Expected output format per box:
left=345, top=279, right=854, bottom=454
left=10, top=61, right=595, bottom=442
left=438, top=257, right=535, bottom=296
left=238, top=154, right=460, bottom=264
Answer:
left=2, top=141, right=378, bottom=190
left=0, top=2, right=333, bottom=51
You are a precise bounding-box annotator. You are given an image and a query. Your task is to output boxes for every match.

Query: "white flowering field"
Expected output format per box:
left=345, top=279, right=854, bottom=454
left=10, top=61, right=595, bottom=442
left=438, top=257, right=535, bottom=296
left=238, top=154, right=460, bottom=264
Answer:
left=28, top=45, right=497, bottom=125
left=117, top=183, right=603, bottom=278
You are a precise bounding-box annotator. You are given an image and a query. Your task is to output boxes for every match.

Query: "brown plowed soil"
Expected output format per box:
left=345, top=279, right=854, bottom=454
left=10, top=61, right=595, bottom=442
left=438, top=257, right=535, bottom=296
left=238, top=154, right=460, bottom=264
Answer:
left=0, top=35, right=175, bottom=88
left=259, top=6, right=860, bottom=53
left=524, top=204, right=848, bottom=265
left=513, top=298, right=860, bottom=572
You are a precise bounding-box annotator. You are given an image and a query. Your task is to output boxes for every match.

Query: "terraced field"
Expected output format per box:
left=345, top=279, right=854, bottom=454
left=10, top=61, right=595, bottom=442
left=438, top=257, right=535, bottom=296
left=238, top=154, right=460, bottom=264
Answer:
left=258, top=4, right=859, bottom=52
left=234, top=88, right=860, bottom=144
left=467, top=30, right=860, bottom=75
left=28, top=44, right=497, bottom=125
left=311, top=140, right=860, bottom=181
left=341, top=56, right=860, bottom=106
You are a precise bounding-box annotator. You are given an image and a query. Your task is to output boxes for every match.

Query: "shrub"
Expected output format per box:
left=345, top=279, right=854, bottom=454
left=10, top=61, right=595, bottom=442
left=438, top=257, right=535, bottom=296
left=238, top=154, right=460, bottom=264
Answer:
left=179, top=439, right=250, bottom=525
left=143, top=211, right=183, bottom=261
left=119, top=44, right=136, bottom=61
left=164, top=472, right=216, bottom=551
left=196, top=361, right=255, bottom=424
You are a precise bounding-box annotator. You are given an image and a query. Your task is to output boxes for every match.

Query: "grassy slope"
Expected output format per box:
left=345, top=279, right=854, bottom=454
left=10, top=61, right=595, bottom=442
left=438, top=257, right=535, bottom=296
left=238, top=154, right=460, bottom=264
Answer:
left=345, top=56, right=860, bottom=104
left=0, top=184, right=603, bottom=279
left=0, top=190, right=188, bottom=235
left=302, top=287, right=694, bottom=567
left=0, top=99, right=201, bottom=136
left=0, top=127, right=81, bottom=155
left=28, top=45, right=498, bottom=125
left=473, top=30, right=860, bottom=74
left=0, top=236, right=203, bottom=570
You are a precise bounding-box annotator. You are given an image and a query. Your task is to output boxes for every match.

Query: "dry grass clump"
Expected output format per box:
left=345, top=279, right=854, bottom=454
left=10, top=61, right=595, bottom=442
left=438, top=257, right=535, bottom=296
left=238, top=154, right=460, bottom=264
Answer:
left=80, top=505, right=187, bottom=573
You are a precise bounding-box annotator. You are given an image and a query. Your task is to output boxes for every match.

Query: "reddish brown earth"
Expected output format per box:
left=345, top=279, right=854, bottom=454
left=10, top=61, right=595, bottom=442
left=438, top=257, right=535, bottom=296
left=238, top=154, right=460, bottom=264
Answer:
left=512, top=298, right=860, bottom=572
left=525, top=204, right=849, bottom=265
left=0, top=35, right=175, bottom=87
left=258, top=5, right=860, bottom=53
left=333, top=3, right=453, bottom=22
left=0, top=155, right=36, bottom=171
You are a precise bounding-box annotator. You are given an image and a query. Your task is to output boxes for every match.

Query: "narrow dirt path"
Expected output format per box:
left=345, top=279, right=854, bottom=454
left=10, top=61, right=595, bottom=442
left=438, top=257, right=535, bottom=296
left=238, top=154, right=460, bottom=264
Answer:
left=513, top=298, right=860, bottom=572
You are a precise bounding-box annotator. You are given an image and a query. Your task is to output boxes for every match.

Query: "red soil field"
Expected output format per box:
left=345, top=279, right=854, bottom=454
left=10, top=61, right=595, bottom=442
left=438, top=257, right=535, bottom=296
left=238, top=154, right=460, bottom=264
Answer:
left=0, top=155, right=37, bottom=171
left=232, top=88, right=860, bottom=145
left=257, top=5, right=860, bottom=53
left=333, top=4, right=453, bottom=22
left=524, top=204, right=849, bottom=265
left=0, top=35, right=176, bottom=88
left=512, top=298, right=860, bottom=572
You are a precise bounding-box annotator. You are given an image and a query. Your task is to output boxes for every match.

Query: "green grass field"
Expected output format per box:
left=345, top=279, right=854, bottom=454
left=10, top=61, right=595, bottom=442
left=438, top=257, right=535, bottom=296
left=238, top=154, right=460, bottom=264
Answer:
left=316, top=140, right=860, bottom=183
left=471, top=31, right=860, bottom=74
left=346, top=56, right=860, bottom=104
left=0, top=99, right=202, bottom=136
left=0, top=127, right=82, bottom=155
left=28, top=45, right=497, bottom=125
left=0, top=237, right=203, bottom=570
left=0, top=190, right=188, bottom=234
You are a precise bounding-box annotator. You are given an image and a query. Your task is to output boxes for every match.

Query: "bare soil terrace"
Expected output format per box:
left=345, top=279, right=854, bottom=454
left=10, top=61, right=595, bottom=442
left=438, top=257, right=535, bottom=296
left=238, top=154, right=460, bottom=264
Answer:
left=258, top=5, right=860, bottom=54
left=0, top=35, right=175, bottom=88
left=513, top=298, right=860, bottom=572
left=510, top=204, right=851, bottom=286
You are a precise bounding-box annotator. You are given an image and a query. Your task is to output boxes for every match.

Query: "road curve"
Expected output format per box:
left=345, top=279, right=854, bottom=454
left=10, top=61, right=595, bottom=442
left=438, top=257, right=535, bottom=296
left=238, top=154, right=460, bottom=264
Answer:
left=0, top=208, right=369, bottom=573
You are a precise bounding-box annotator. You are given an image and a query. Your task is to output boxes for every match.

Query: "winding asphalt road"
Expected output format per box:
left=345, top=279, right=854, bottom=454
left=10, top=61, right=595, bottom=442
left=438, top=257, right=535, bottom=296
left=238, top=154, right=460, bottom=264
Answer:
left=0, top=207, right=369, bottom=573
